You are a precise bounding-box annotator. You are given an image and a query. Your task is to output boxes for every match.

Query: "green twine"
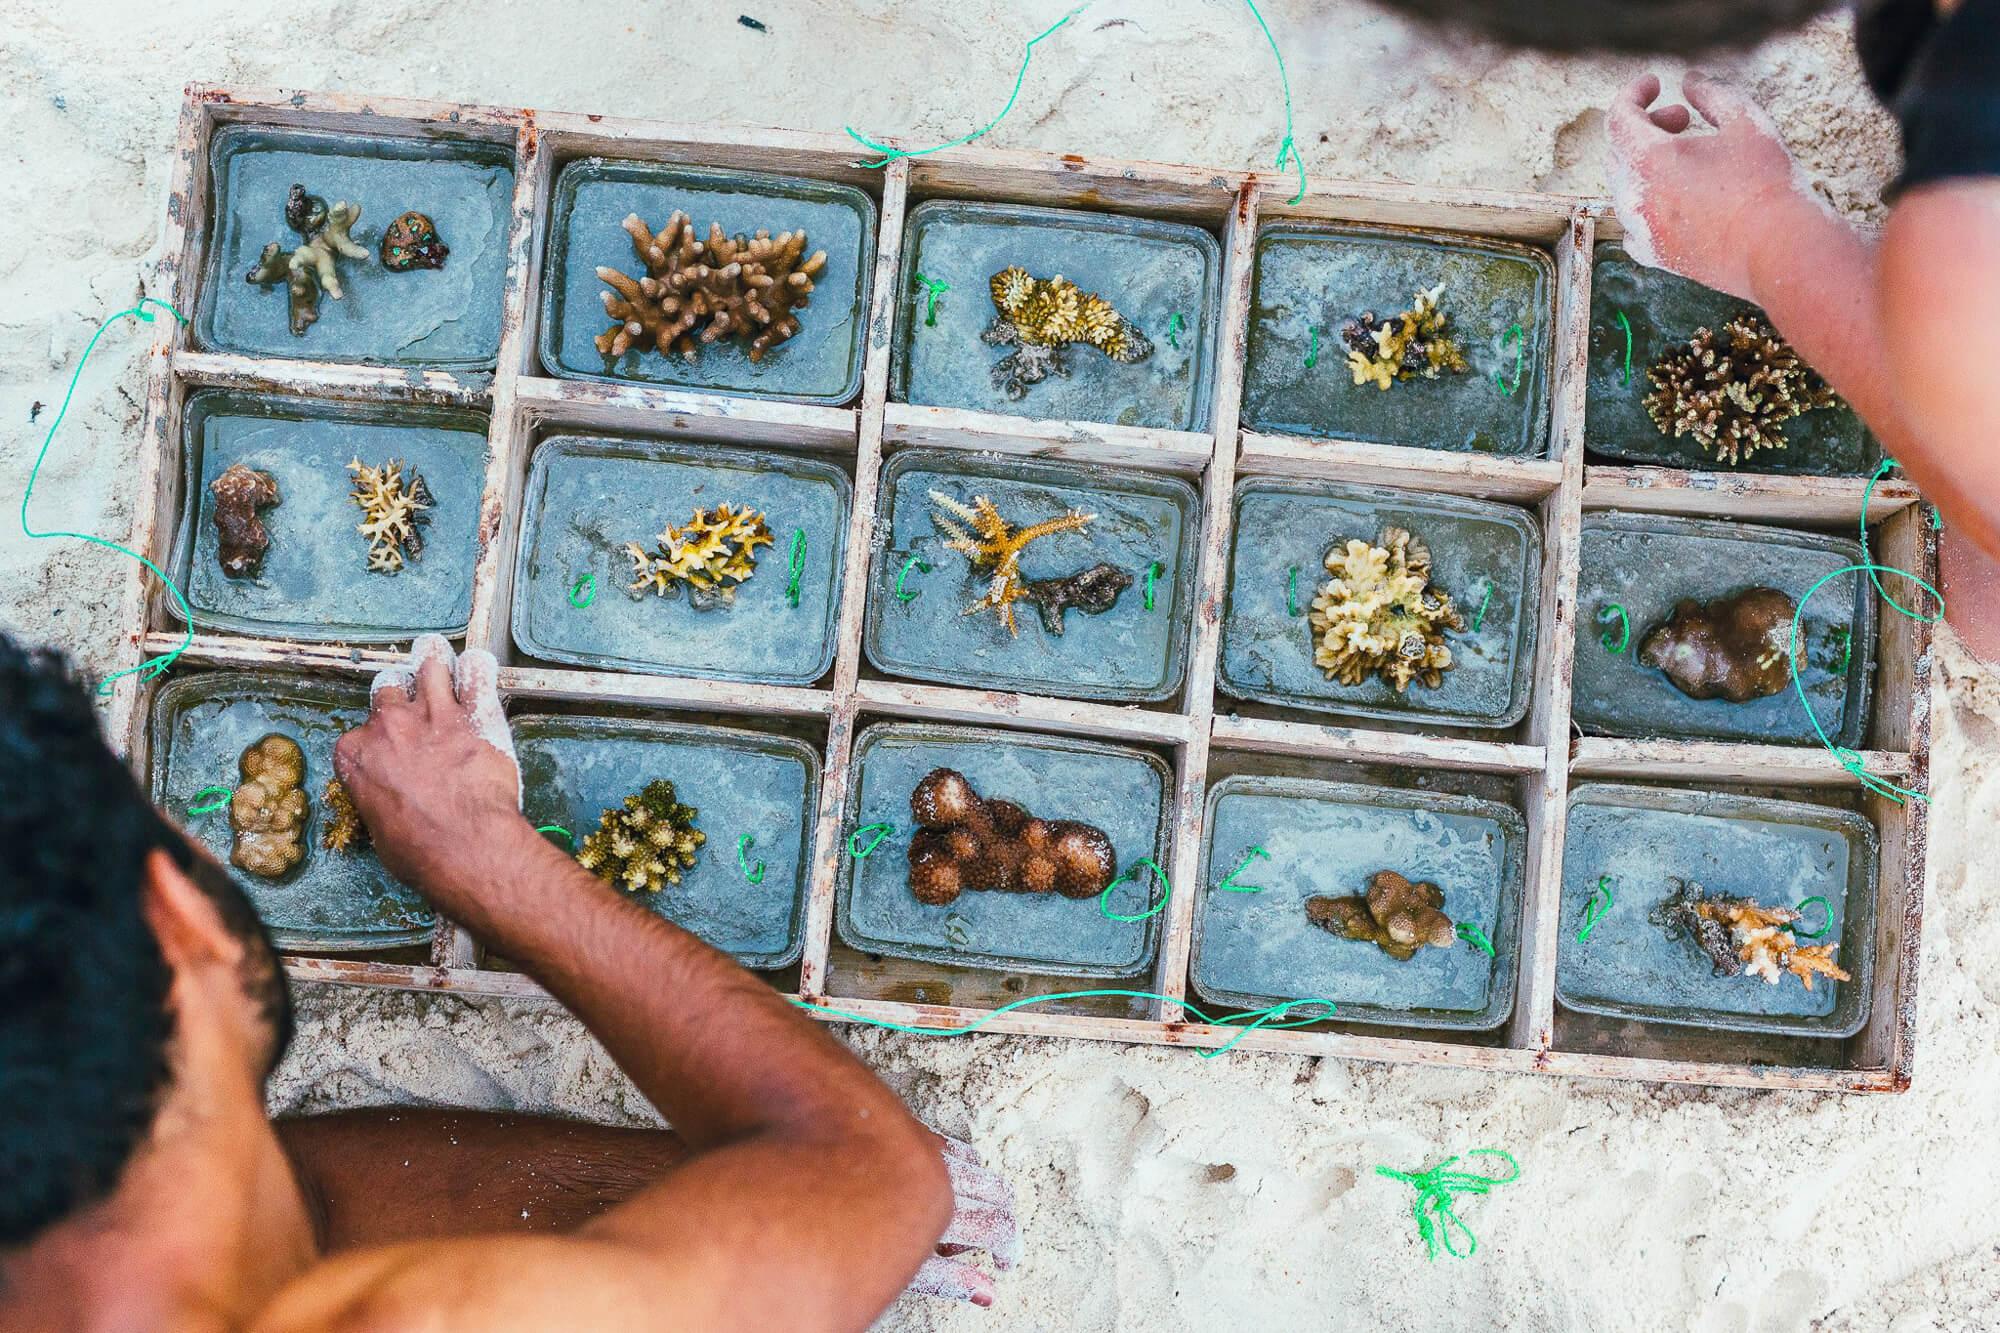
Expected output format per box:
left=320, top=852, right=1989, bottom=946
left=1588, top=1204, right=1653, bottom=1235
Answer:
left=1493, top=323, right=1525, bottom=397
left=1614, top=309, right=1633, bottom=387
left=1456, top=921, right=1495, bottom=957
left=1303, top=326, right=1320, bottom=369
left=1099, top=856, right=1170, bottom=922
left=1373, top=1149, right=1521, bottom=1261
left=1576, top=875, right=1614, bottom=943
left=785, top=529, right=807, bottom=608
left=536, top=824, right=574, bottom=846
left=1830, top=624, right=1853, bottom=675
left=914, top=272, right=949, bottom=326
left=188, top=785, right=233, bottom=816
left=1143, top=559, right=1164, bottom=611
left=1286, top=565, right=1300, bottom=617
left=1597, top=603, right=1630, bottom=654
left=1165, top=311, right=1185, bottom=350
left=1470, top=581, right=1493, bottom=633
left=1930, top=505, right=1944, bottom=532
left=1217, top=846, right=1270, bottom=893
left=736, top=833, right=767, bottom=885
left=1241, top=0, right=1307, bottom=203
left=568, top=573, right=596, bottom=609
left=22, top=298, right=192, bottom=695
left=849, top=822, right=894, bottom=857
left=1793, top=894, right=1832, bottom=941
left=894, top=554, right=931, bottom=602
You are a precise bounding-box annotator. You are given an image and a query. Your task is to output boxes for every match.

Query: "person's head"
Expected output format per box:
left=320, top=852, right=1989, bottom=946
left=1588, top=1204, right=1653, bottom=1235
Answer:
left=0, top=635, right=292, bottom=1252
left=1364, top=0, right=1843, bottom=54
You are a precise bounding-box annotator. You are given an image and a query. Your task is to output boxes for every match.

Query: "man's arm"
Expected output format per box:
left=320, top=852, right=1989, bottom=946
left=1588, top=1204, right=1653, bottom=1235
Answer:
left=253, top=638, right=951, bottom=1332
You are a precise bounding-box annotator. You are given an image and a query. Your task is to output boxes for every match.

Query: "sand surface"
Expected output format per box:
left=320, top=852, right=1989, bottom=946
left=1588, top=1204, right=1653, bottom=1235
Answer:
left=1, top=2, right=1993, bottom=1328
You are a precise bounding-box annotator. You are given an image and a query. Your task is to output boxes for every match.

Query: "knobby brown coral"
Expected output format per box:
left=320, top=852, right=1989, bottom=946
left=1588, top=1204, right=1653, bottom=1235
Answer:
left=982, top=266, right=1153, bottom=399
left=573, top=780, right=706, bottom=894
left=930, top=491, right=1096, bottom=636
left=1305, top=870, right=1457, bottom=962
left=347, top=458, right=433, bottom=574
left=1307, top=526, right=1465, bottom=691
left=1339, top=283, right=1470, bottom=391
left=1638, top=587, right=1800, bottom=703
left=1643, top=311, right=1839, bottom=465
left=379, top=211, right=449, bottom=271
left=1021, top=563, right=1133, bottom=636
left=595, top=213, right=826, bottom=364
left=1651, top=879, right=1849, bottom=990
left=905, top=767, right=1117, bottom=908
left=211, top=462, right=280, bottom=579
left=624, top=503, right=774, bottom=610
left=320, top=778, right=369, bottom=854
left=229, top=734, right=309, bottom=879
left=246, top=183, right=369, bottom=336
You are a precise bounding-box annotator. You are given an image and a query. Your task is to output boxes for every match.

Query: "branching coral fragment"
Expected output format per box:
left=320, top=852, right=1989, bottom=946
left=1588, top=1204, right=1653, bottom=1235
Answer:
left=905, top=767, right=1117, bottom=907
left=211, top=462, right=280, bottom=579
left=1307, top=526, right=1465, bottom=691
left=929, top=491, right=1096, bottom=636
left=246, top=183, right=368, bottom=336
left=573, top=780, right=706, bottom=894
left=1643, top=311, right=1838, bottom=465
left=229, top=734, right=308, bottom=879
left=320, top=777, right=369, bottom=854
left=1339, top=283, right=1470, bottom=391
left=1638, top=587, right=1800, bottom=703
left=595, top=212, right=826, bottom=363
left=623, top=503, right=774, bottom=609
left=1304, top=870, right=1457, bottom=962
left=982, top=266, right=1153, bottom=399
left=346, top=458, right=433, bottom=574
left=1651, top=878, right=1850, bottom=990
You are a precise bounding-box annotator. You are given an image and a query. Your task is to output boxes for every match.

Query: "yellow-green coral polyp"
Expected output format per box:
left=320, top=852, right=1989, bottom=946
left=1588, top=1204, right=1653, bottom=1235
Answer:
left=574, top=780, right=706, bottom=894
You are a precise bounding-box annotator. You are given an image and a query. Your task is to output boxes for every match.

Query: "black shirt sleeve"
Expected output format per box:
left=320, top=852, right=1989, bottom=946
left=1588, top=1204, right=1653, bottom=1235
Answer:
left=1855, top=0, right=2000, bottom=192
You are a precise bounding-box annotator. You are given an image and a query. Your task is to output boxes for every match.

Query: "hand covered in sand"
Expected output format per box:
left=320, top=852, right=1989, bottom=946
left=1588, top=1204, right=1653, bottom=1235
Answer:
left=333, top=634, right=525, bottom=906
left=906, top=1134, right=1022, bottom=1309
left=1608, top=72, right=1826, bottom=301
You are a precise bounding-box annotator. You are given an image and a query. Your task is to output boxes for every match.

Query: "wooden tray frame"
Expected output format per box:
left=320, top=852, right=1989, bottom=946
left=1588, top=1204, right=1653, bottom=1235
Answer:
left=108, top=85, right=1935, bottom=1095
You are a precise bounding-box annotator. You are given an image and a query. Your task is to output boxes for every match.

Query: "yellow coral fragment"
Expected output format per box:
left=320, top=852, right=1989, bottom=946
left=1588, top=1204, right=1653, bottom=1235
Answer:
left=982, top=267, right=1153, bottom=399
left=1338, top=283, right=1470, bottom=391
left=1307, top=526, right=1464, bottom=692
left=574, top=779, right=705, bottom=893
left=624, top=502, right=774, bottom=609
left=928, top=490, right=1095, bottom=636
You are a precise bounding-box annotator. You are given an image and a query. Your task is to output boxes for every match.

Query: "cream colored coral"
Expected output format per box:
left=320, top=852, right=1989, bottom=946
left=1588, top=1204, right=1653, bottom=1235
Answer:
left=624, top=502, right=773, bottom=608
left=1308, top=526, right=1464, bottom=691
left=347, top=458, right=432, bottom=574
left=1696, top=898, right=1851, bottom=991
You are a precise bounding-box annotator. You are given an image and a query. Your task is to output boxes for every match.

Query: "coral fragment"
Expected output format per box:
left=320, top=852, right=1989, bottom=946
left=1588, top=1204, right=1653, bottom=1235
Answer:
left=595, top=213, right=825, bottom=364
left=229, top=734, right=309, bottom=879
left=929, top=491, right=1096, bottom=636
left=347, top=458, right=433, bottom=574
left=320, top=777, right=369, bottom=854
left=905, top=768, right=1117, bottom=907
left=1307, top=526, right=1464, bottom=691
left=982, top=266, right=1153, bottom=399
left=1651, top=879, right=1850, bottom=990
left=1643, top=311, right=1838, bottom=465
left=380, top=210, right=449, bottom=271
left=1339, top=283, right=1470, bottom=391
left=1021, top=563, right=1133, bottom=636
left=573, top=780, right=706, bottom=894
left=210, top=462, right=280, bottom=579
left=1305, top=870, right=1457, bottom=962
left=623, top=503, right=774, bottom=609
left=1638, top=587, right=1800, bottom=704
left=246, top=183, right=368, bottom=336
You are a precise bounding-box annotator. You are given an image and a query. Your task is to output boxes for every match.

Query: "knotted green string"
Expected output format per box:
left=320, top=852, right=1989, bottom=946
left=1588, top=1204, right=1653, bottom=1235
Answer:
left=1374, top=1149, right=1521, bottom=1261
left=914, top=272, right=949, bottom=326
left=568, top=573, right=596, bottom=609
left=1493, top=323, right=1525, bottom=396
left=736, top=833, right=767, bottom=885
left=188, top=785, right=233, bottom=815
left=785, top=529, right=807, bottom=608
left=1614, top=309, right=1633, bottom=387
left=1576, top=875, right=1614, bottom=942
left=1793, top=894, right=1832, bottom=940
left=1597, top=603, right=1630, bottom=654
left=1455, top=921, right=1494, bottom=956
left=1099, top=856, right=1170, bottom=921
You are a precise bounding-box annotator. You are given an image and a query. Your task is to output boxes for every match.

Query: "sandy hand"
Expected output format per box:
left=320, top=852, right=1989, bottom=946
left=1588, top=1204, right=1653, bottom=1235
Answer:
left=906, top=1133, right=1022, bottom=1309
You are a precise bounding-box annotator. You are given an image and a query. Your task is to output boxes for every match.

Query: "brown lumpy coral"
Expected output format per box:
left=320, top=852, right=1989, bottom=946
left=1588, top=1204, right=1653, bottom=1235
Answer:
left=229, top=734, right=309, bottom=879
left=379, top=211, right=448, bottom=272
left=905, top=767, right=1117, bottom=907
left=1308, top=526, right=1465, bottom=691
left=595, top=213, right=826, bottom=364
left=929, top=491, right=1096, bottom=637
left=573, top=779, right=706, bottom=894
left=982, top=266, right=1153, bottom=399
left=211, top=462, right=280, bottom=579
left=1651, top=879, right=1850, bottom=990
left=246, top=184, right=368, bottom=336
left=1304, top=870, right=1457, bottom=962
left=320, top=777, right=369, bottom=854
left=624, top=502, right=774, bottom=610
left=1339, top=283, right=1470, bottom=391
left=1021, top=563, right=1133, bottom=636
left=1643, top=311, right=1839, bottom=466
left=347, top=458, right=433, bottom=575
left=1638, top=587, right=1799, bottom=704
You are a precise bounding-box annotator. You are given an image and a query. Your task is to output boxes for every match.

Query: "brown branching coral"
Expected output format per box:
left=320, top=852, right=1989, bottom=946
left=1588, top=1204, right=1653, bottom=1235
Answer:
left=1307, top=526, right=1465, bottom=692
left=1643, top=311, right=1839, bottom=465
left=624, top=503, right=774, bottom=610
left=1305, top=870, right=1457, bottom=962
left=229, top=734, right=309, bottom=879
left=379, top=211, right=448, bottom=272
left=595, top=212, right=826, bottom=364
left=320, top=778, right=369, bottom=854
left=1340, top=283, right=1470, bottom=392
left=211, top=462, right=280, bottom=579
left=982, top=266, right=1153, bottom=399
left=1638, top=587, right=1800, bottom=704
left=1021, top=563, right=1133, bottom=636
left=1651, top=879, right=1850, bottom=990
left=246, top=183, right=368, bottom=336
left=347, top=458, right=433, bottom=574
left=929, top=491, right=1096, bottom=636
left=905, top=767, right=1117, bottom=908
left=573, top=780, right=706, bottom=894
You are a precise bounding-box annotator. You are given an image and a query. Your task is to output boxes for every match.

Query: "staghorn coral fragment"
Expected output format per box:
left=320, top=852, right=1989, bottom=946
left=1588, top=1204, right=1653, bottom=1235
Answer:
left=320, top=777, right=369, bottom=855
left=1339, top=283, right=1470, bottom=391
left=573, top=779, right=706, bottom=894
left=229, top=734, right=309, bottom=879
left=595, top=212, right=826, bottom=364
left=1643, top=311, right=1839, bottom=465
left=346, top=458, right=434, bottom=575
left=1651, top=878, right=1850, bottom=991
left=981, top=266, right=1153, bottom=400
left=1638, top=586, right=1800, bottom=704
left=247, top=184, right=368, bottom=336
left=210, top=462, right=280, bottom=579
left=1020, top=562, right=1133, bottom=636
left=1304, top=869, right=1457, bottom=962
left=623, top=502, right=774, bottom=610
left=929, top=491, right=1096, bottom=637
left=1307, top=526, right=1465, bottom=692
left=905, top=767, right=1117, bottom=908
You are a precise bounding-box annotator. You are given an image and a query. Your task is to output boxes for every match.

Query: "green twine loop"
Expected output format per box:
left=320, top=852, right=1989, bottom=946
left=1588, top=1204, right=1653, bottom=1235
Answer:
left=1456, top=921, right=1495, bottom=957
left=568, top=573, right=596, bottom=609
left=536, top=824, right=574, bottom=846
left=1374, top=1149, right=1521, bottom=1261
left=1793, top=894, right=1833, bottom=941
left=1165, top=311, right=1185, bottom=350
left=1217, top=846, right=1270, bottom=893
left=1099, top=857, right=1171, bottom=922
left=1286, top=565, right=1300, bottom=617
left=1597, top=603, right=1630, bottom=654
left=1470, top=581, right=1493, bottom=633
left=22, top=298, right=193, bottom=695
left=188, top=785, right=233, bottom=816
left=1143, top=560, right=1164, bottom=611
left=1242, top=0, right=1308, bottom=203
left=1614, top=309, right=1633, bottom=387
left=1303, top=326, right=1319, bottom=369
left=914, top=272, right=949, bottom=326
left=736, top=833, right=767, bottom=885
left=1493, top=323, right=1525, bottom=397
left=785, top=529, right=807, bottom=608
left=1576, top=875, right=1614, bottom=942
left=893, top=554, right=931, bottom=602
left=849, top=822, right=893, bottom=858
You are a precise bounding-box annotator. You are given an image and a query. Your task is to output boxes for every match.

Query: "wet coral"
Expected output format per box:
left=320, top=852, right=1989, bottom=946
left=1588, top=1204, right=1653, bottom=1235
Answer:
left=1021, top=563, right=1133, bottom=636
left=380, top=210, right=449, bottom=272
left=1638, top=586, right=1800, bottom=704
left=347, top=458, right=433, bottom=575
left=1307, top=526, right=1465, bottom=691
left=229, top=734, right=309, bottom=879
left=573, top=780, right=706, bottom=894
left=905, top=767, right=1117, bottom=907
left=624, top=502, right=774, bottom=610
left=982, top=266, right=1154, bottom=399
left=929, top=491, right=1096, bottom=636
left=1339, top=283, right=1470, bottom=391
left=1651, top=879, right=1850, bottom=990
left=1304, top=870, right=1457, bottom=962
left=320, top=777, right=369, bottom=855
left=246, top=183, right=368, bottom=336
left=595, top=212, right=826, bottom=364
left=1643, top=311, right=1839, bottom=465
left=210, top=462, right=280, bottom=579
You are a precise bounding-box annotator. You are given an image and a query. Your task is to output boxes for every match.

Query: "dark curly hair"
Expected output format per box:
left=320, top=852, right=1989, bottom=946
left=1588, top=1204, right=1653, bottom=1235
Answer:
left=0, top=635, right=289, bottom=1248
left=1363, top=0, right=1843, bottom=53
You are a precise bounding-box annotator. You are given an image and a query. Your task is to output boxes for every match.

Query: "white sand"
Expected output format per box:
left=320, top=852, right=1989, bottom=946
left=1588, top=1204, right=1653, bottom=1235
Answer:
left=2, top=2, right=1993, bottom=1327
